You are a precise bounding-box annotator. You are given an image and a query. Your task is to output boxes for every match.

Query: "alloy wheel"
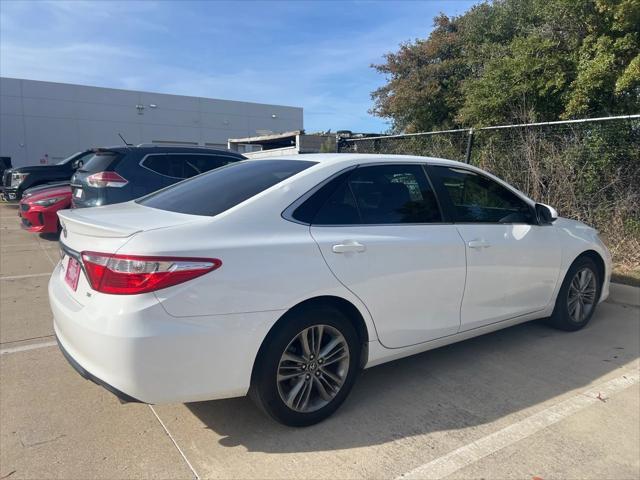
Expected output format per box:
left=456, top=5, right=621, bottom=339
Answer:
left=567, top=267, right=597, bottom=323
left=276, top=324, right=350, bottom=413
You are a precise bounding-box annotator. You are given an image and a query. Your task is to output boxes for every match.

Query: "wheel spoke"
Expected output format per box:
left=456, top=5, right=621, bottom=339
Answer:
left=579, top=270, right=588, bottom=289
left=312, top=376, right=332, bottom=401
left=318, top=370, right=342, bottom=394
left=323, top=344, right=347, bottom=363
left=314, top=325, right=324, bottom=356
left=319, top=337, right=342, bottom=358
left=295, top=379, right=313, bottom=411
left=299, top=329, right=312, bottom=358
left=285, top=378, right=306, bottom=409
left=575, top=299, right=583, bottom=321
left=282, top=352, right=306, bottom=365
left=322, top=351, right=348, bottom=367
left=321, top=368, right=343, bottom=388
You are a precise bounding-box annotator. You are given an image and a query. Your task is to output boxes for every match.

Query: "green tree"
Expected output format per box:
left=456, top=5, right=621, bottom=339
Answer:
left=371, top=0, right=640, bottom=131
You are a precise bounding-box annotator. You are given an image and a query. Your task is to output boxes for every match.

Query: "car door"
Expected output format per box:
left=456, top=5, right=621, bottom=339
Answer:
left=428, top=165, right=562, bottom=330
left=308, top=163, right=466, bottom=349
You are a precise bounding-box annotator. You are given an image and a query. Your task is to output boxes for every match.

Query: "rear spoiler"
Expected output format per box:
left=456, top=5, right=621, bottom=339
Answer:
left=58, top=209, right=142, bottom=238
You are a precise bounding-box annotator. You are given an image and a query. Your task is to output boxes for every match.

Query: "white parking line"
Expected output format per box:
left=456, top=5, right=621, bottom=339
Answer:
left=37, top=236, right=58, bottom=267
left=149, top=405, right=200, bottom=479
left=1, top=243, right=57, bottom=248
left=0, top=272, right=52, bottom=280
left=0, top=340, right=58, bottom=355
left=397, top=369, right=640, bottom=480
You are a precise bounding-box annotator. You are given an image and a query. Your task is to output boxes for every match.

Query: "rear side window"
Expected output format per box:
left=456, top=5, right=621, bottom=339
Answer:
left=298, top=164, right=442, bottom=225
left=79, top=152, right=122, bottom=173
left=142, top=154, right=235, bottom=179
left=138, top=160, right=316, bottom=216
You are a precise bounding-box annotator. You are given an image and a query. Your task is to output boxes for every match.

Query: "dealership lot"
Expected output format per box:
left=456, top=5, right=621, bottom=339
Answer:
left=1, top=201, right=639, bottom=479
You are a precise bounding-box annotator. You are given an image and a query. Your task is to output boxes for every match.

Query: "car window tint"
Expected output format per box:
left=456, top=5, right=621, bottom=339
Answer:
left=432, top=166, right=533, bottom=223
left=141, top=155, right=171, bottom=176
left=313, top=178, right=360, bottom=225
left=312, top=164, right=442, bottom=225
left=186, top=155, right=234, bottom=177
left=290, top=169, right=355, bottom=224
left=144, top=154, right=234, bottom=179
left=78, top=152, right=122, bottom=173
left=138, top=160, right=316, bottom=217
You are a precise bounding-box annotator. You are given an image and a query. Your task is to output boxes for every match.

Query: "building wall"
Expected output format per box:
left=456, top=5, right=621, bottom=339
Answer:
left=0, top=77, right=303, bottom=167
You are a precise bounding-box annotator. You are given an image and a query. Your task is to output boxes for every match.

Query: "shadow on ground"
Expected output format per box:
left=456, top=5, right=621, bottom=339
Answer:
left=186, top=303, right=639, bottom=453
left=38, top=232, right=60, bottom=242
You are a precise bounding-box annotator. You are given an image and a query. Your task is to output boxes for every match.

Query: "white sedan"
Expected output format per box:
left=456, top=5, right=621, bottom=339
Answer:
left=50, top=154, right=611, bottom=426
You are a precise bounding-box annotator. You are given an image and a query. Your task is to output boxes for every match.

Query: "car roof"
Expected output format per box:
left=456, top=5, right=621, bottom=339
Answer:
left=249, top=153, right=469, bottom=168
left=254, top=153, right=534, bottom=206
left=93, top=145, right=245, bottom=158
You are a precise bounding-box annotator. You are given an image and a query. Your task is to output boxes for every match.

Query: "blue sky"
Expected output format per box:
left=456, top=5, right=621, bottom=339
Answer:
left=1, top=0, right=477, bottom=133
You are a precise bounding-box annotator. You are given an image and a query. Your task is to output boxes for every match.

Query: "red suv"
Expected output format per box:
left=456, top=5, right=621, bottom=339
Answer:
left=18, top=184, right=71, bottom=234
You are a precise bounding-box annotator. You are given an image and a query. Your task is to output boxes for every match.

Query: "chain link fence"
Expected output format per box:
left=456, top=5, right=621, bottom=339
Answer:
left=338, top=115, right=640, bottom=275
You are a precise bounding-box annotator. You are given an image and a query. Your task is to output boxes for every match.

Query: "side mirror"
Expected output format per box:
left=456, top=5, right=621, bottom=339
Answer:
left=72, top=160, right=83, bottom=170
left=536, top=203, right=558, bottom=224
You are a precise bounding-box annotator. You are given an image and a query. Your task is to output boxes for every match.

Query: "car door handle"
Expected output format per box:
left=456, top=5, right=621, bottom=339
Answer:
left=467, top=239, right=491, bottom=249
left=332, top=241, right=366, bottom=254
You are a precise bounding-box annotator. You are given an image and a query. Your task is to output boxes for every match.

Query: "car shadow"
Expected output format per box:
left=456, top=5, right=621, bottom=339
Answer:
left=39, top=232, right=60, bottom=242
left=186, top=305, right=638, bottom=453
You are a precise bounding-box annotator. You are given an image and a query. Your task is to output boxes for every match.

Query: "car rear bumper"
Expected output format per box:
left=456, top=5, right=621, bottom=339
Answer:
left=56, top=335, right=142, bottom=403
left=49, top=261, right=283, bottom=404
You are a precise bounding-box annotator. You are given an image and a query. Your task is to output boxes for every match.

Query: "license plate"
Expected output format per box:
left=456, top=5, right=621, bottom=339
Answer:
left=74, top=188, right=83, bottom=198
left=65, top=257, right=81, bottom=291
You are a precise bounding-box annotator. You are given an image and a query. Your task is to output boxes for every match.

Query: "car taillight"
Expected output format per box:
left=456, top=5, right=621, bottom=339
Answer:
left=86, top=171, right=128, bottom=188
left=81, top=252, right=221, bottom=295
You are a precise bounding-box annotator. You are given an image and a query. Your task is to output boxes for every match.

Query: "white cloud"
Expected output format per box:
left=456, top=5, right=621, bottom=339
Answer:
left=0, top=1, right=474, bottom=132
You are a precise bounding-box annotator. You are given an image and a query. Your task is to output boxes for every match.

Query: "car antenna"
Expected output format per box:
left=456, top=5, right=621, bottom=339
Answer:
left=118, top=133, right=133, bottom=148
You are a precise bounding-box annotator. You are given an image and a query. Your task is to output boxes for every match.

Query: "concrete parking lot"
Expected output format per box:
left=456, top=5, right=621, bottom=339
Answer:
left=1, top=200, right=639, bottom=480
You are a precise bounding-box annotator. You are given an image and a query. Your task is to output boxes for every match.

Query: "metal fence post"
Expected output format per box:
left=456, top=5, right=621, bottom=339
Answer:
left=464, top=128, right=474, bottom=164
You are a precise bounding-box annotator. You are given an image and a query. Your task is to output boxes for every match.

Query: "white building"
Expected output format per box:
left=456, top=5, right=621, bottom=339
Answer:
left=0, top=77, right=303, bottom=167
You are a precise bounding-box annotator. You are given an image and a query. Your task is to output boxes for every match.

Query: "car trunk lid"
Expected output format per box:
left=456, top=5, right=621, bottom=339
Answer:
left=56, top=202, right=209, bottom=305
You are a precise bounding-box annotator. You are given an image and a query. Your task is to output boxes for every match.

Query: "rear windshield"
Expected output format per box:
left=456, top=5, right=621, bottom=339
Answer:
left=56, top=151, right=82, bottom=165
left=78, top=152, right=122, bottom=173
left=137, top=159, right=316, bottom=216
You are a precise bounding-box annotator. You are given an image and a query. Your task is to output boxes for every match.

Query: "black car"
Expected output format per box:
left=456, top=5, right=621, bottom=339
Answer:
left=70, top=145, right=246, bottom=208
left=1, top=150, right=93, bottom=201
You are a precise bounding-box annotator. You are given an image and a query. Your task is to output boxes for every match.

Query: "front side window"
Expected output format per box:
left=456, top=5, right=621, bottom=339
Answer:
left=138, top=160, right=316, bottom=217
left=303, top=164, right=442, bottom=225
left=430, top=166, right=533, bottom=224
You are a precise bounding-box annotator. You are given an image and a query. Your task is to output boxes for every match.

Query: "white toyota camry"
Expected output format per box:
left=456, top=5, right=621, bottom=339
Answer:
left=50, top=154, right=611, bottom=426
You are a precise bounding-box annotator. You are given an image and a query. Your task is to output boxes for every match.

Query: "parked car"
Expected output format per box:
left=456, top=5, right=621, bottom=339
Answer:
left=21, top=181, right=70, bottom=199
left=2, top=150, right=92, bottom=201
left=70, top=145, right=246, bottom=208
left=50, top=154, right=611, bottom=426
left=18, top=184, right=71, bottom=234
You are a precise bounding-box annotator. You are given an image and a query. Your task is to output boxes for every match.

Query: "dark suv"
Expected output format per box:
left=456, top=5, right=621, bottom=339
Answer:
left=70, top=145, right=246, bottom=208
left=2, top=150, right=93, bottom=201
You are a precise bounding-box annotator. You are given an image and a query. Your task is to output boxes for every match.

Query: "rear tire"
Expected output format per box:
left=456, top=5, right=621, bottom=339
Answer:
left=250, top=306, right=360, bottom=427
left=547, top=256, right=602, bottom=331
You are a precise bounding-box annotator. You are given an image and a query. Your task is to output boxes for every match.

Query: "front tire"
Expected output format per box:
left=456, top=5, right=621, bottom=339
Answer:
left=250, top=306, right=360, bottom=426
left=547, top=256, right=602, bottom=331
